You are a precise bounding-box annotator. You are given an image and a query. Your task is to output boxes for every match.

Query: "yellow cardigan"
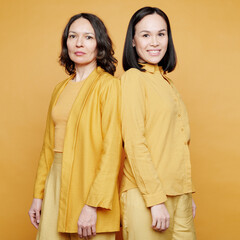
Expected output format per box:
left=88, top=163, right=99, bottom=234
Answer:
left=34, top=67, right=122, bottom=233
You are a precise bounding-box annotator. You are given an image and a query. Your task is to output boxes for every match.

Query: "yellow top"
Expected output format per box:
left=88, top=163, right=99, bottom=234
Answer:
left=52, top=80, right=84, bottom=152
left=121, top=64, right=195, bottom=207
left=34, top=67, right=122, bottom=233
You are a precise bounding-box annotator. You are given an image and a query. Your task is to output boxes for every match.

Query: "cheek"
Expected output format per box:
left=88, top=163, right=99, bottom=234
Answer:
left=135, top=39, right=146, bottom=54
left=89, top=42, right=97, bottom=55
left=163, top=37, right=169, bottom=49
left=66, top=40, right=73, bottom=52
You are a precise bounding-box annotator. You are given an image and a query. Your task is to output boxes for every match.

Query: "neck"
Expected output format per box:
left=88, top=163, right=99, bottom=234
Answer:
left=74, top=61, right=97, bottom=82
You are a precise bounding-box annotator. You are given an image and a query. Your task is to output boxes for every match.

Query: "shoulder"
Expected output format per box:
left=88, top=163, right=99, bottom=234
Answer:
left=121, top=68, right=143, bottom=80
left=98, top=70, right=120, bottom=92
left=52, top=77, right=70, bottom=94
left=121, top=68, right=145, bottom=89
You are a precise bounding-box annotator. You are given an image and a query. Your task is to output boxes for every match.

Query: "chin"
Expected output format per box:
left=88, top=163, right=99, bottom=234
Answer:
left=147, top=60, right=160, bottom=65
left=145, top=57, right=162, bottom=65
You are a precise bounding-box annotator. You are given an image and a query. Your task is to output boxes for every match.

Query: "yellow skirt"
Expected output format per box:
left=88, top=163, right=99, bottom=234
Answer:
left=37, top=153, right=115, bottom=240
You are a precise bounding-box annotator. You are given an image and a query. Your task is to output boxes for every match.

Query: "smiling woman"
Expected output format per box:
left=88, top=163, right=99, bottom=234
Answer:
left=132, top=13, right=168, bottom=65
left=120, top=7, right=196, bottom=240
left=28, top=13, right=121, bottom=240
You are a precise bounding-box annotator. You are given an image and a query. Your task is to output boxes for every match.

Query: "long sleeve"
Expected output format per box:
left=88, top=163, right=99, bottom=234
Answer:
left=85, top=77, right=122, bottom=210
left=33, top=84, right=60, bottom=199
left=33, top=103, right=54, bottom=199
left=121, top=69, right=167, bottom=207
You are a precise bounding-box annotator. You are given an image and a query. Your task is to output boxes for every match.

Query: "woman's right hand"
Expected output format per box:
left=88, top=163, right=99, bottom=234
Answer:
left=150, top=203, right=170, bottom=232
left=28, top=198, right=42, bottom=229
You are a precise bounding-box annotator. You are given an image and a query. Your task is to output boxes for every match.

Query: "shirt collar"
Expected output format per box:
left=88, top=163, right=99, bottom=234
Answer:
left=140, top=63, right=164, bottom=74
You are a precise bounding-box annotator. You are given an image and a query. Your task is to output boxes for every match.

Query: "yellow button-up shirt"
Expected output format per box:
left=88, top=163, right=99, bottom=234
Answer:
left=121, top=64, right=195, bottom=207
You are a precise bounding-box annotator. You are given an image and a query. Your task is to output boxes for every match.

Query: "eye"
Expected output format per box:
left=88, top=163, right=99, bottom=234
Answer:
left=142, top=34, right=150, bottom=38
left=86, top=35, right=94, bottom=40
left=159, top=32, right=166, bottom=37
left=68, top=34, right=76, bottom=39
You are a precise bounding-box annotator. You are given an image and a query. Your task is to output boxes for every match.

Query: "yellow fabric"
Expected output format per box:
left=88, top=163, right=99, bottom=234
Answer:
left=37, top=153, right=115, bottom=240
left=34, top=67, right=122, bottom=233
left=121, top=64, right=195, bottom=207
left=120, top=188, right=196, bottom=240
left=52, top=80, right=84, bottom=152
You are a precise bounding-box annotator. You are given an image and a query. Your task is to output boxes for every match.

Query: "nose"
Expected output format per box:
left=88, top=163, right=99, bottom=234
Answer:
left=76, top=36, right=83, bottom=47
left=150, top=36, right=159, bottom=47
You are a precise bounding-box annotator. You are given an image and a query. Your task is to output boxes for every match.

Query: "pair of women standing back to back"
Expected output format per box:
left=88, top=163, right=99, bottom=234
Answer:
left=29, top=6, right=196, bottom=240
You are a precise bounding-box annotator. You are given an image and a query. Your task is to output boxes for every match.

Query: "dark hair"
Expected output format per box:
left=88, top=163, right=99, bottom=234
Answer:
left=123, top=7, right=177, bottom=73
left=59, top=13, right=117, bottom=75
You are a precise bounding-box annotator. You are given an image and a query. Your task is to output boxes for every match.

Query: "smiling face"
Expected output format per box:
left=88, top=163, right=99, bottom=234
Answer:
left=67, top=18, right=97, bottom=68
left=133, top=13, right=168, bottom=65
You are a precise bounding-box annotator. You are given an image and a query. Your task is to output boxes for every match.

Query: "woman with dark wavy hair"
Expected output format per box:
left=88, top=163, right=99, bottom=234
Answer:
left=120, top=7, right=196, bottom=240
left=28, top=13, right=121, bottom=240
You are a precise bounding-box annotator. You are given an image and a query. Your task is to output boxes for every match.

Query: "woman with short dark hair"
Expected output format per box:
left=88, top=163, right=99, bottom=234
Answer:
left=29, top=13, right=121, bottom=240
left=120, top=7, right=196, bottom=240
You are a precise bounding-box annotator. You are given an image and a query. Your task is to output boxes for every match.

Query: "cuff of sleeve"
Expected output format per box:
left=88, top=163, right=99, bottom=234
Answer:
left=143, top=192, right=167, bottom=207
left=33, top=192, right=44, bottom=199
left=86, top=194, right=112, bottom=210
left=33, top=187, right=44, bottom=199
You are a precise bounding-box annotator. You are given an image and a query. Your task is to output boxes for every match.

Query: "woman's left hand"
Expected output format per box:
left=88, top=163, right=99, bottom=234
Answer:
left=192, top=198, right=196, bottom=218
left=78, top=205, right=97, bottom=239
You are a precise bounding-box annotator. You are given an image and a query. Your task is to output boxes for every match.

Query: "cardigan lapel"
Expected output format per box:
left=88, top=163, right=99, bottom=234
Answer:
left=59, top=67, right=104, bottom=224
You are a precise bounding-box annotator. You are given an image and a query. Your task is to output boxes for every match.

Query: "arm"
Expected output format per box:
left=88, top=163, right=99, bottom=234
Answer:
left=33, top=81, right=64, bottom=199
left=78, top=77, right=122, bottom=238
left=122, top=70, right=169, bottom=231
left=85, top=77, right=122, bottom=209
left=121, top=70, right=167, bottom=207
left=33, top=100, right=54, bottom=199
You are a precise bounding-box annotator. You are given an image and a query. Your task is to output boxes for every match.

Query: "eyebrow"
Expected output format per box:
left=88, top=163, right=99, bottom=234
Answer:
left=68, top=31, right=95, bottom=35
left=139, top=29, right=167, bottom=33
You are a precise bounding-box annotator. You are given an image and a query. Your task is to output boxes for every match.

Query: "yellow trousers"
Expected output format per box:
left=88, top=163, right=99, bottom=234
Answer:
left=37, top=153, right=115, bottom=240
left=120, top=188, right=196, bottom=240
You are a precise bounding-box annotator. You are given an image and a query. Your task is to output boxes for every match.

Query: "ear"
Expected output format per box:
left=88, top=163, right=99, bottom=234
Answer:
left=132, top=39, right=136, bottom=47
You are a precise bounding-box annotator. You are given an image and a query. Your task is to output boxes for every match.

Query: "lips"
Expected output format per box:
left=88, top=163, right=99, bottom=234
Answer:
left=75, top=51, right=85, bottom=56
left=147, top=49, right=161, bottom=56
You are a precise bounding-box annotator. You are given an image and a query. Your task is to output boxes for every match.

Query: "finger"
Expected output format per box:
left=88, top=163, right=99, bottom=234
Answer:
left=161, top=218, right=166, bottom=231
left=166, top=216, right=170, bottom=229
left=83, top=228, right=87, bottom=238
left=152, top=218, right=157, bottom=228
left=78, top=226, right=83, bottom=238
left=87, top=226, right=92, bottom=237
left=156, top=219, right=161, bottom=231
left=29, top=212, right=38, bottom=229
left=30, top=215, right=36, bottom=228
left=91, top=225, right=96, bottom=236
left=36, top=210, right=41, bottom=226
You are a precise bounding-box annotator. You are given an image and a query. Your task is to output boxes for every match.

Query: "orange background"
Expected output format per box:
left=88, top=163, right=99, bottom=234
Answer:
left=1, top=0, right=240, bottom=239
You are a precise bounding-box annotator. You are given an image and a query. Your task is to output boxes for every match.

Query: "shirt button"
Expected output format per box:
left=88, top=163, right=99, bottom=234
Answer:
left=181, top=128, right=184, bottom=131
left=178, top=114, right=181, bottom=117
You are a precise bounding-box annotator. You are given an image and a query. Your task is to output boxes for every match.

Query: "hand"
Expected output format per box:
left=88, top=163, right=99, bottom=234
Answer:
left=150, top=203, right=170, bottom=232
left=78, top=205, right=97, bottom=239
left=28, top=198, right=42, bottom=229
left=192, top=198, right=196, bottom=218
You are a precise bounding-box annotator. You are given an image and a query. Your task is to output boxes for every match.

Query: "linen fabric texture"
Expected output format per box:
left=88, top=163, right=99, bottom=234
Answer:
left=52, top=79, right=84, bottom=152
left=121, top=64, right=195, bottom=207
left=37, top=153, right=115, bottom=240
left=34, top=67, right=122, bottom=233
left=120, top=188, right=196, bottom=240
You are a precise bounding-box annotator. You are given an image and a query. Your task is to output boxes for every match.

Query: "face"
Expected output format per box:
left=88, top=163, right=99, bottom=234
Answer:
left=67, top=18, right=97, bottom=67
left=133, top=13, right=168, bottom=65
